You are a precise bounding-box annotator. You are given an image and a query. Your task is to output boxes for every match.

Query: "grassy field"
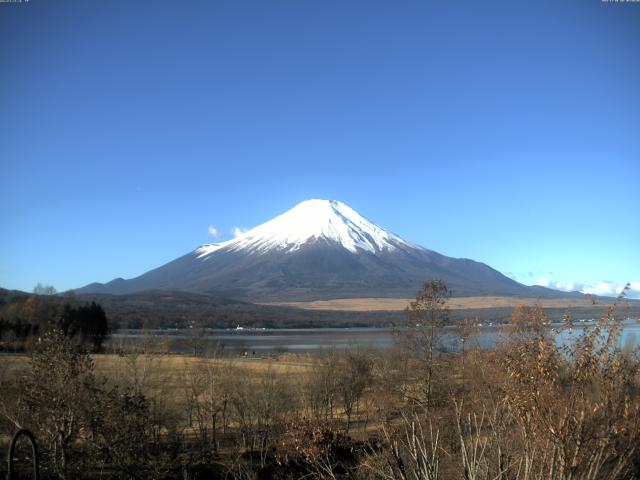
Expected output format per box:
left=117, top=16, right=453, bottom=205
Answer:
left=0, top=352, right=313, bottom=387
left=2, top=352, right=314, bottom=373
left=264, top=295, right=614, bottom=311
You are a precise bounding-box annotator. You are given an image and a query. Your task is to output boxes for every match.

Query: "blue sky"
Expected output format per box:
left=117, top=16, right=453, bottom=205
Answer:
left=1, top=0, right=639, bottom=298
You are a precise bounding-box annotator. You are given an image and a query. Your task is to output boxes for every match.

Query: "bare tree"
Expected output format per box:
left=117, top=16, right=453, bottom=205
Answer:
left=453, top=317, right=479, bottom=394
left=336, top=349, right=373, bottom=433
left=187, top=320, right=207, bottom=357
left=404, top=280, right=450, bottom=408
left=22, top=329, right=100, bottom=479
left=304, top=348, right=340, bottom=422
left=117, top=335, right=163, bottom=395
left=363, top=408, right=441, bottom=480
left=33, top=282, right=57, bottom=295
left=182, top=356, right=230, bottom=456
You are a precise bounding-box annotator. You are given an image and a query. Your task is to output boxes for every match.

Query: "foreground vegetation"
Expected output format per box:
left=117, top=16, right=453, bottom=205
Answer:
left=1, top=282, right=639, bottom=479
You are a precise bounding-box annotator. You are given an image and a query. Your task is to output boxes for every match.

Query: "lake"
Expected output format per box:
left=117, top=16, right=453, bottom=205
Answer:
left=111, top=320, right=640, bottom=355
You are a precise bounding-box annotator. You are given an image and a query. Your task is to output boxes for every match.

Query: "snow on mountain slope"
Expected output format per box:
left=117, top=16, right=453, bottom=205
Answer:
left=195, top=199, right=417, bottom=258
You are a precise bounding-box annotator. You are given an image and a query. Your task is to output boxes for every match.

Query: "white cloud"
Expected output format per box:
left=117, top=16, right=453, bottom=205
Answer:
left=525, top=276, right=640, bottom=300
left=629, top=283, right=640, bottom=299
left=550, top=280, right=587, bottom=292
left=232, top=226, right=247, bottom=238
left=556, top=281, right=573, bottom=291
left=580, top=281, right=640, bottom=299
left=207, top=226, right=220, bottom=238
left=581, top=281, right=616, bottom=297
left=533, top=277, right=550, bottom=287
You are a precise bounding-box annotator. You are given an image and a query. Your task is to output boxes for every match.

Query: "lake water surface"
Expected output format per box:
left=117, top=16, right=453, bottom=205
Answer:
left=112, top=320, right=640, bottom=354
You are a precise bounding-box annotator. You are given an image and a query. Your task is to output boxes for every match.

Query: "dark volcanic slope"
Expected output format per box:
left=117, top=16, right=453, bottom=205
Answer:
left=77, top=240, right=571, bottom=301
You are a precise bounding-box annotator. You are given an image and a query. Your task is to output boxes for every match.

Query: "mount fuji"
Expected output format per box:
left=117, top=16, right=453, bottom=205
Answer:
left=77, top=199, right=564, bottom=301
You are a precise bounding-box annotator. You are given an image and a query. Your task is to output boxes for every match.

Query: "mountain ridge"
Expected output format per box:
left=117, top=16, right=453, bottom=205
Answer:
left=76, top=199, right=578, bottom=301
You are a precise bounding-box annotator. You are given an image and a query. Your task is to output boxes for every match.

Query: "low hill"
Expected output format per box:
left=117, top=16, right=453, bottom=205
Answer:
left=4, top=288, right=638, bottom=331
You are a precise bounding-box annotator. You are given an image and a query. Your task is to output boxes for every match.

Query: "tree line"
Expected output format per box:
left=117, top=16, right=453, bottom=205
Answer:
left=0, top=291, right=110, bottom=352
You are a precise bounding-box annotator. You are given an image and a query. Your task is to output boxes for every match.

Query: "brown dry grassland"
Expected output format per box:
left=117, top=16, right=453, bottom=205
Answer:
left=0, top=352, right=311, bottom=377
left=0, top=352, right=312, bottom=384
left=263, top=295, right=602, bottom=311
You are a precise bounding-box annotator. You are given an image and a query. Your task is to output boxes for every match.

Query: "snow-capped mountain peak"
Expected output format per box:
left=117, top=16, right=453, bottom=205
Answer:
left=195, top=199, right=415, bottom=258
left=77, top=199, right=542, bottom=300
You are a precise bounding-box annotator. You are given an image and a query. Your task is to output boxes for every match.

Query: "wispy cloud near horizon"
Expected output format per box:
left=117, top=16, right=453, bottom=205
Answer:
left=530, top=278, right=640, bottom=299
left=232, top=227, right=248, bottom=238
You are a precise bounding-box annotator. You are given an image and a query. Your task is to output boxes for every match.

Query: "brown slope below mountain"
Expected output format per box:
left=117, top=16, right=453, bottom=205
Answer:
left=265, top=296, right=624, bottom=311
